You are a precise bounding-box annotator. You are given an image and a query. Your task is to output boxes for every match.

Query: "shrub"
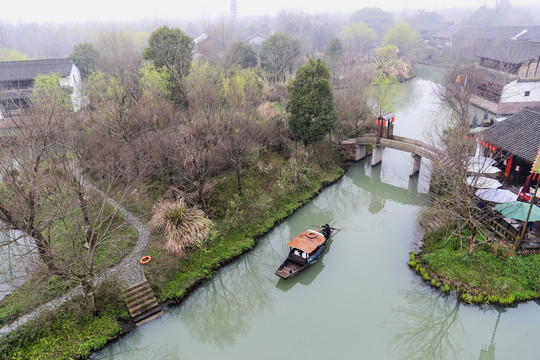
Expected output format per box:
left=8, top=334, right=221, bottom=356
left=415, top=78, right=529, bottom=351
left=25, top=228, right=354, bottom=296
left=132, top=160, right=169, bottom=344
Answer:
left=149, top=198, right=213, bottom=257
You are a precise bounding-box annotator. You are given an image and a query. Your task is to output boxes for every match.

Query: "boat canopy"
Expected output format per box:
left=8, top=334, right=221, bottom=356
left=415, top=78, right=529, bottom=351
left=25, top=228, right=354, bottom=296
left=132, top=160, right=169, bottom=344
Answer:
left=287, top=230, right=326, bottom=253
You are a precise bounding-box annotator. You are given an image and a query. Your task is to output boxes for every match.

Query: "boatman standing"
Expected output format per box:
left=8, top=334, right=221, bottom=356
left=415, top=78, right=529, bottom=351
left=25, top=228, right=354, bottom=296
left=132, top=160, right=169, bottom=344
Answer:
left=321, top=224, right=331, bottom=239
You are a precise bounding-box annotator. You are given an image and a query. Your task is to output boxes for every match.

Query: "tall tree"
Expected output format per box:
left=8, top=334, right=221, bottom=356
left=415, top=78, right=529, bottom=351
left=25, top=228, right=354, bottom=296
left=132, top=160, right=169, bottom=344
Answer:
left=95, top=32, right=143, bottom=102
left=226, top=42, right=257, bottom=69
left=69, top=43, right=100, bottom=79
left=143, top=26, right=194, bottom=107
left=259, top=32, right=301, bottom=83
left=0, top=74, right=72, bottom=273
left=286, top=59, right=337, bottom=146
left=350, top=7, right=395, bottom=39
left=323, top=37, right=344, bottom=81
left=230, top=0, right=238, bottom=18
left=334, top=63, right=375, bottom=140
left=368, top=71, right=400, bottom=118
left=382, top=22, right=420, bottom=60
left=221, top=69, right=263, bottom=194
left=342, top=22, right=378, bottom=54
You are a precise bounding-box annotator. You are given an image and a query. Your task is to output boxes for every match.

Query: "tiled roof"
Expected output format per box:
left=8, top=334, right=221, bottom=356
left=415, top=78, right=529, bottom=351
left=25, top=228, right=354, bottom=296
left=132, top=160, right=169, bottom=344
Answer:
left=475, top=40, right=540, bottom=64
left=0, top=58, right=74, bottom=82
left=417, top=21, right=454, bottom=35
left=432, top=25, right=540, bottom=41
left=481, top=108, right=540, bottom=162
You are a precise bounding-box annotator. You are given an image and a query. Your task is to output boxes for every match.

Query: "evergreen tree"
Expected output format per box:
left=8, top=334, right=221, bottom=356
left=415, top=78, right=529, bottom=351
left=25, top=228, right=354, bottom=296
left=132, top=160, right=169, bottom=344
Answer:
left=227, top=42, right=257, bottom=68
left=230, top=0, right=238, bottom=18
left=143, top=26, right=194, bottom=106
left=69, top=43, right=100, bottom=79
left=286, top=59, right=337, bottom=146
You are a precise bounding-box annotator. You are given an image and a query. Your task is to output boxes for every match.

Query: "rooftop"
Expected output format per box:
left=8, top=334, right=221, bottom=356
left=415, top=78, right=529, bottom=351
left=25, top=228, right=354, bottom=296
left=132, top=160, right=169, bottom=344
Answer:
left=475, top=40, right=540, bottom=64
left=481, top=108, right=540, bottom=162
left=0, top=58, right=74, bottom=82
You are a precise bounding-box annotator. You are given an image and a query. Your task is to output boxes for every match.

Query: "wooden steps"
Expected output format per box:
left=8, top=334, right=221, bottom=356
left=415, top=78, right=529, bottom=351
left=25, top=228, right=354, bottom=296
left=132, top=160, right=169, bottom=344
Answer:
left=420, top=218, right=446, bottom=232
left=123, top=278, right=163, bottom=326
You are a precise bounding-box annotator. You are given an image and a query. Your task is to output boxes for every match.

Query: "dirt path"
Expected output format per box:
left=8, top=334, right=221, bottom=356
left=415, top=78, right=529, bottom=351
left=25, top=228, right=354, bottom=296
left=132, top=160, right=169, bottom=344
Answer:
left=0, top=195, right=150, bottom=336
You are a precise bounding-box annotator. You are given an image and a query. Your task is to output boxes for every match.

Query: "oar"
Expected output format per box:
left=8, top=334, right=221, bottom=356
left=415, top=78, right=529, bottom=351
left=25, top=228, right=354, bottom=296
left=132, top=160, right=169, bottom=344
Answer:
left=311, top=225, right=344, bottom=231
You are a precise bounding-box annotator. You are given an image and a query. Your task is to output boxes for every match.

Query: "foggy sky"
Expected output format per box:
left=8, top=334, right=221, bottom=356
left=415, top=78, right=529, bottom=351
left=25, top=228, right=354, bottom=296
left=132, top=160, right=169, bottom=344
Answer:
left=2, top=0, right=539, bottom=24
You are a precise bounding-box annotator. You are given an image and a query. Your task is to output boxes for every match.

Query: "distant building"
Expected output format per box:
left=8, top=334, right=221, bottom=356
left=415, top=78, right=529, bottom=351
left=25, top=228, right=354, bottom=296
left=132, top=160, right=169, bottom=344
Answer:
left=428, top=25, right=540, bottom=51
left=193, top=32, right=225, bottom=63
left=245, top=33, right=268, bottom=53
left=471, top=40, right=540, bottom=115
left=416, top=21, right=454, bottom=49
left=0, top=58, right=82, bottom=119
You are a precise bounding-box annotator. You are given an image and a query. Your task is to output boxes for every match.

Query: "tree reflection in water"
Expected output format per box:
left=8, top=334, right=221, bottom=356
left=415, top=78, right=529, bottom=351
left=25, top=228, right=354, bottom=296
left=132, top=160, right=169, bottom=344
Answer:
left=388, top=288, right=469, bottom=360
left=180, top=237, right=278, bottom=348
left=90, top=330, right=180, bottom=360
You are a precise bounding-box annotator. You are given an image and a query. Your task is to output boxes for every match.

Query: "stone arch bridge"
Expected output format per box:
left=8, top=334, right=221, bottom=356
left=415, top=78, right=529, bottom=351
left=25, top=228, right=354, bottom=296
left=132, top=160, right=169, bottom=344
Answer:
left=340, top=134, right=444, bottom=176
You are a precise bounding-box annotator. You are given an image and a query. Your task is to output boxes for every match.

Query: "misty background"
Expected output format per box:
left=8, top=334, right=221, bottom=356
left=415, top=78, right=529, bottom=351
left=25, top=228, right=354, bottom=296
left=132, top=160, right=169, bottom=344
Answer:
left=1, top=1, right=539, bottom=60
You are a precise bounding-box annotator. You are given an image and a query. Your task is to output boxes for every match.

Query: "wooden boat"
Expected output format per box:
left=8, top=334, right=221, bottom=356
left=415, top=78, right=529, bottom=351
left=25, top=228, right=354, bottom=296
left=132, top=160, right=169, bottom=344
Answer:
left=275, top=226, right=332, bottom=279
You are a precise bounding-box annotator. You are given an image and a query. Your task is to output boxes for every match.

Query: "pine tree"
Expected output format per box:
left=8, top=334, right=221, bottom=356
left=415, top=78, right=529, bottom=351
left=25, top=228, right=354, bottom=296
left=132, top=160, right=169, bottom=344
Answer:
left=230, top=0, right=238, bottom=18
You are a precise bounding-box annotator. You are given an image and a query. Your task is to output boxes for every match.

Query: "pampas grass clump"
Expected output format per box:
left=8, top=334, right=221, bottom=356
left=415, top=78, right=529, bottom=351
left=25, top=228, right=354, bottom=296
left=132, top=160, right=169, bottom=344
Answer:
left=150, top=198, right=213, bottom=257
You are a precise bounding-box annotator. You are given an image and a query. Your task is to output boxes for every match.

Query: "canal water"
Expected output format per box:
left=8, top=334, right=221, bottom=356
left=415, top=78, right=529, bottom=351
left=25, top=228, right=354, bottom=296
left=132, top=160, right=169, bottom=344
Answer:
left=91, top=66, right=540, bottom=360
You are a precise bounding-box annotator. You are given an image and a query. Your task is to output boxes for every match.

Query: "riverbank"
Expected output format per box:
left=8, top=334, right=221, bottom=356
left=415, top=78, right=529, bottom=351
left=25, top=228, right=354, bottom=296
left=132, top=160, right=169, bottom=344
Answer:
left=410, top=222, right=540, bottom=305
left=0, top=145, right=347, bottom=359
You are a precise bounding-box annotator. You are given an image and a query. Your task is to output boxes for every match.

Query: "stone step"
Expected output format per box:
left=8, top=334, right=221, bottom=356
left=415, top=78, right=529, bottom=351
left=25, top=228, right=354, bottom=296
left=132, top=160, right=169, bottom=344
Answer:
left=129, top=297, right=159, bottom=317
left=126, top=291, right=155, bottom=309
left=132, top=306, right=163, bottom=325
left=135, top=310, right=164, bottom=327
left=123, top=281, right=152, bottom=298
left=123, top=278, right=163, bottom=327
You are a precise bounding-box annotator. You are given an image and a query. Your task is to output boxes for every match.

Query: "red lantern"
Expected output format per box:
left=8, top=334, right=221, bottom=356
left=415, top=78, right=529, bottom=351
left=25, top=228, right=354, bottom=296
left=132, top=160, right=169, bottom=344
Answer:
left=465, top=135, right=468, bottom=140
left=493, top=146, right=497, bottom=151
left=376, top=119, right=380, bottom=125
left=392, top=117, right=395, bottom=122
left=383, top=120, right=387, bottom=126
left=482, top=141, right=486, bottom=146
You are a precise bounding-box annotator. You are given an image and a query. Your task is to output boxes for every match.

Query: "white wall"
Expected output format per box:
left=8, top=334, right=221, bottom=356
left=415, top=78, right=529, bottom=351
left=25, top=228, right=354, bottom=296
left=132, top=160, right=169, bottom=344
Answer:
left=58, top=64, right=83, bottom=112
left=501, top=80, right=540, bottom=103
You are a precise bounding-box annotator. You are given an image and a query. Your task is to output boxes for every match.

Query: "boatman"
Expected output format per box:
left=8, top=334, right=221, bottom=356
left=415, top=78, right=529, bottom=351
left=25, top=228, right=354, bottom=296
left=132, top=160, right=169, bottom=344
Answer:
left=321, top=224, right=331, bottom=239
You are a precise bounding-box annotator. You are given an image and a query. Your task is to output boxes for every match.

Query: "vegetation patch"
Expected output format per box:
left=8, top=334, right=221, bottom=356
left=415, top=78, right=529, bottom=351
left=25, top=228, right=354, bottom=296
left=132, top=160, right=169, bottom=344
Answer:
left=0, top=282, right=128, bottom=360
left=410, top=225, right=540, bottom=305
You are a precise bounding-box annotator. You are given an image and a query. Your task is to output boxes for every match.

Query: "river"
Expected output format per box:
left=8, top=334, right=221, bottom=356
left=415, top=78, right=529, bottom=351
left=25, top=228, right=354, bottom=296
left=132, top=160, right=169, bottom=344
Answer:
left=91, top=65, right=540, bottom=360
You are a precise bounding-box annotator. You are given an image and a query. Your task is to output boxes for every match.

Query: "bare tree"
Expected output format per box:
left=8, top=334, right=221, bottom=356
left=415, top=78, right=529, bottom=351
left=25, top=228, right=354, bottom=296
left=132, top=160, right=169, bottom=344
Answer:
left=334, top=62, right=376, bottom=141
left=175, top=119, right=222, bottom=208
left=0, top=77, right=136, bottom=313
left=95, top=32, right=143, bottom=101
left=436, top=65, right=486, bottom=127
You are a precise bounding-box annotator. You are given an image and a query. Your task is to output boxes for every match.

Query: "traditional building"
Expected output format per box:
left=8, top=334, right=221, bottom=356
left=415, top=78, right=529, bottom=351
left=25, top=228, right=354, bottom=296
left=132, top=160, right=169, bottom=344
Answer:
left=193, top=32, right=225, bottom=62
left=245, top=33, right=268, bottom=53
left=0, top=58, right=82, bottom=119
left=471, top=40, right=540, bottom=115
left=480, top=108, right=540, bottom=185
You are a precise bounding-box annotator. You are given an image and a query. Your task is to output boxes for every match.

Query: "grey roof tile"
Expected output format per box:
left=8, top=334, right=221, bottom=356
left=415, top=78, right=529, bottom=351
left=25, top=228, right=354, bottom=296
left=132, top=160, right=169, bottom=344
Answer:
left=475, top=40, right=540, bottom=64
left=481, top=108, right=540, bottom=162
left=0, top=58, right=74, bottom=82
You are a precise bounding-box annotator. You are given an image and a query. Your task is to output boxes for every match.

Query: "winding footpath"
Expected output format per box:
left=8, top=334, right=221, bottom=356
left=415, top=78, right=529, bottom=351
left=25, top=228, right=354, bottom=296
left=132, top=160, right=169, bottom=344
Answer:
left=0, top=195, right=150, bottom=336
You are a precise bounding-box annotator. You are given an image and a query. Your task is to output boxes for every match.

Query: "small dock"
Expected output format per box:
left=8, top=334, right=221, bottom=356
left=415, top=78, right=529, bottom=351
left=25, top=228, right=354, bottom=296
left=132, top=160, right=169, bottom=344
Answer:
left=123, top=277, right=163, bottom=327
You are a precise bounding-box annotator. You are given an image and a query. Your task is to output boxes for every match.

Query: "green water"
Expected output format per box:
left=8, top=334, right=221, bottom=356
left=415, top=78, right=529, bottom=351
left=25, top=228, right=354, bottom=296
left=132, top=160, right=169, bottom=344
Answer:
left=91, top=66, right=540, bottom=360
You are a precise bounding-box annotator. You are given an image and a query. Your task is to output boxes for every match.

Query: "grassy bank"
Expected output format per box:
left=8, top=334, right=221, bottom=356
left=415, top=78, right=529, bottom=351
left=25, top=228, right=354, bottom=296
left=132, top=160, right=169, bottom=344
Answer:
left=0, top=281, right=129, bottom=360
left=0, top=146, right=346, bottom=359
left=410, top=225, right=540, bottom=305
